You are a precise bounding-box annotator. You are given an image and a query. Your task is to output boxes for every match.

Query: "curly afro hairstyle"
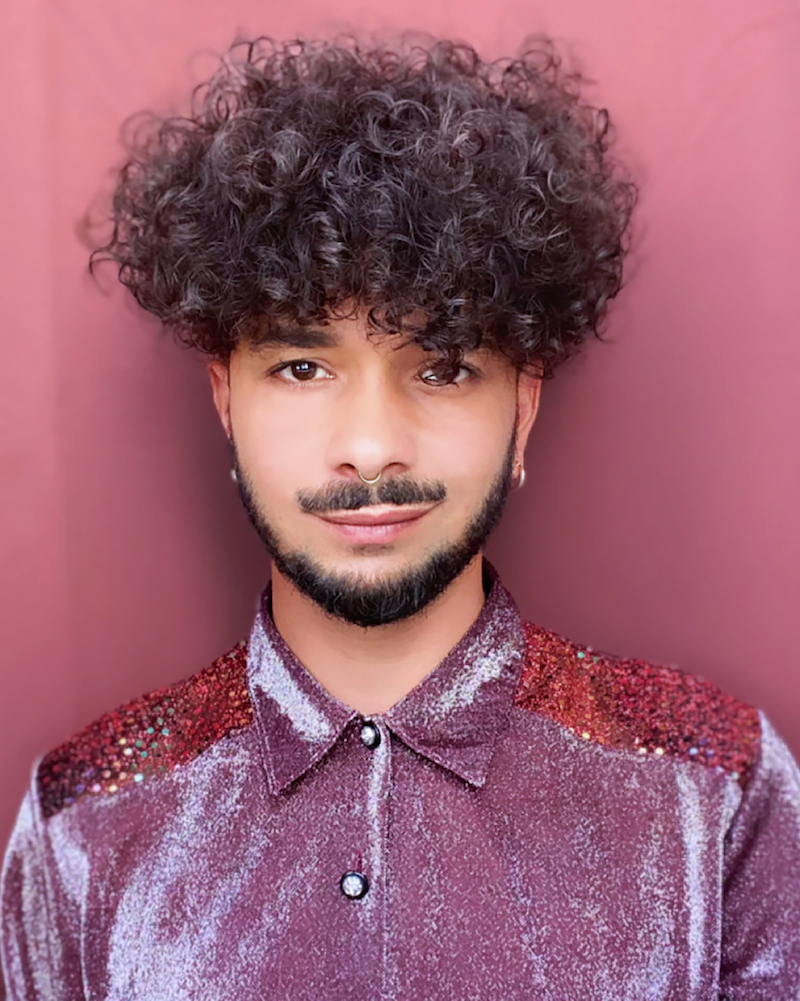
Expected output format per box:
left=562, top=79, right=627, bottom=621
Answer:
left=93, top=34, right=637, bottom=375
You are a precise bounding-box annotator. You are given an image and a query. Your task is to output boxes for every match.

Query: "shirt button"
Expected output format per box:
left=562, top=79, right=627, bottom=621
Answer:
left=360, top=721, right=381, bottom=749
left=340, top=871, right=369, bottom=899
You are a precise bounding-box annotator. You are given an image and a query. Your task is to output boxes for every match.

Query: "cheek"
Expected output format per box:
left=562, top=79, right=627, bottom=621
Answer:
left=423, top=403, right=515, bottom=488
left=230, top=394, right=315, bottom=499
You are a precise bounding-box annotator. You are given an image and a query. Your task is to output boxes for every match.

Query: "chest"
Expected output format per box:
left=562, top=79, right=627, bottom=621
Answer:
left=82, top=727, right=730, bottom=1001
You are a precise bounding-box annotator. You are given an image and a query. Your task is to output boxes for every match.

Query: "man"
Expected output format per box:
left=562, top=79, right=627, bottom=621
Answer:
left=2, top=34, right=799, bottom=1000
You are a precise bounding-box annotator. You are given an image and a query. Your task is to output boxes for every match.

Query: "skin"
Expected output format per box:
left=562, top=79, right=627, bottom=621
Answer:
left=209, top=303, right=541, bottom=715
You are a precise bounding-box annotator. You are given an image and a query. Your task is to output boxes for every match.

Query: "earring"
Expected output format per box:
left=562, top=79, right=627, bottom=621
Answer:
left=514, top=461, right=526, bottom=489
left=230, top=467, right=238, bottom=484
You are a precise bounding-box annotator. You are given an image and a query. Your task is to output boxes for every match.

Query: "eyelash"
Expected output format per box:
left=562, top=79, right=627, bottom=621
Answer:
left=418, top=363, right=478, bottom=386
left=270, top=360, right=332, bottom=383
left=269, top=359, right=479, bottom=386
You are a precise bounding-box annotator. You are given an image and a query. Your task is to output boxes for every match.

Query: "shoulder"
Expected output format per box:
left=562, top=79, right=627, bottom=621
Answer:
left=515, top=622, right=761, bottom=788
left=37, top=641, right=252, bottom=819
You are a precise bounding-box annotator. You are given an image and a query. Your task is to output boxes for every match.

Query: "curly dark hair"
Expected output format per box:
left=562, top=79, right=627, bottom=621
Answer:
left=92, top=34, right=637, bottom=375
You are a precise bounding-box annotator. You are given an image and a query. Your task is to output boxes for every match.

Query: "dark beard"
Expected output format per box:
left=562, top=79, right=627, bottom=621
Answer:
left=231, top=437, right=515, bottom=628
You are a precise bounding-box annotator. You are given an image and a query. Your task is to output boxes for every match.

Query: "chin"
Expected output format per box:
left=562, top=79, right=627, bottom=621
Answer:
left=314, top=550, right=423, bottom=582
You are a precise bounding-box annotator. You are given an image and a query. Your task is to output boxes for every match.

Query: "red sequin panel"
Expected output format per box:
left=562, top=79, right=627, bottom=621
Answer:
left=38, top=642, right=252, bottom=818
left=515, top=623, right=760, bottom=788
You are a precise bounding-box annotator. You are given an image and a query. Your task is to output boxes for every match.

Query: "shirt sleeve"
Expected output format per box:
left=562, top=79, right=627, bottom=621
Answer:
left=720, top=711, right=800, bottom=999
left=1, top=766, right=84, bottom=1001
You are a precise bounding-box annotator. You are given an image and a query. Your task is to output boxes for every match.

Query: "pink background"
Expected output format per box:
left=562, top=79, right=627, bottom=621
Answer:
left=1, top=0, right=799, bottom=854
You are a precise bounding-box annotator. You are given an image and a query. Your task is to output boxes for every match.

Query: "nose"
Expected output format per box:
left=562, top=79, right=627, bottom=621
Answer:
left=326, top=371, right=415, bottom=484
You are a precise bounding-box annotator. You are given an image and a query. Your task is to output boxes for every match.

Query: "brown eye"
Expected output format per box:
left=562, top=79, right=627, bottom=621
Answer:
left=273, top=358, right=334, bottom=384
left=419, top=362, right=472, bottom=386
left=289, top=361, right=318, bottom=381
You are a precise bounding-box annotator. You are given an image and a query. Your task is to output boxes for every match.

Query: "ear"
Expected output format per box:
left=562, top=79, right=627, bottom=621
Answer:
left=514, top=368, right=542, bottom=463
left=207, top=359, right=232, bottom=439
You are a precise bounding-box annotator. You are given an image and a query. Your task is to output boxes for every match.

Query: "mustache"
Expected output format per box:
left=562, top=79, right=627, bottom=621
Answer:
left=297, top=475, right=447, bottom=513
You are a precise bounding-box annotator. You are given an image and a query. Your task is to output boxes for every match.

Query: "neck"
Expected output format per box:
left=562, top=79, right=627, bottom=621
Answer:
left=270, top=556, right=486, bottom=715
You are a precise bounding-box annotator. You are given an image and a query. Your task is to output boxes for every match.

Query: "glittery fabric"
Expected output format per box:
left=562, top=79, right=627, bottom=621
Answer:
left=3, top=565, right=800, bottom=1000
left=517, top=623, right=761, bottom=787
left=36, top=643, right=252, bottom=819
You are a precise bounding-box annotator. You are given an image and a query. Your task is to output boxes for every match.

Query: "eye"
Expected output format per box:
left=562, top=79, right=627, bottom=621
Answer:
left=418, top=361, right=475, bottom=386
left=274, top=360, right=332, bottom=383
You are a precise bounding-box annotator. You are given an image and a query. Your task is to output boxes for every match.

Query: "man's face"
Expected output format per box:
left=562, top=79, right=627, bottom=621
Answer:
left=209, top=305, right=540, bottom=626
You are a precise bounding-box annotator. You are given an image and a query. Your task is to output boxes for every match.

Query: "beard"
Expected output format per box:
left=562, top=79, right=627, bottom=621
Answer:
left=231, top=434, right=516, bottom=628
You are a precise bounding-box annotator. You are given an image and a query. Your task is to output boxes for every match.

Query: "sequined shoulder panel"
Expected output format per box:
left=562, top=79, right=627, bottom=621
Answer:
left=37, top=641, right=252, bottom=819
left=515, top=623, right=760, bottom=788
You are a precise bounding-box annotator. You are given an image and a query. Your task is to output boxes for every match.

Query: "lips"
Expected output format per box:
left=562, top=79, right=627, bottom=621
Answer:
left=314, top=504, right=435, bottom=543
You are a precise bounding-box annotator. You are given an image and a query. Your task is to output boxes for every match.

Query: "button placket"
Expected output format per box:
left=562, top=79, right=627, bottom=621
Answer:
left=338, top=719, right=391, bottom=917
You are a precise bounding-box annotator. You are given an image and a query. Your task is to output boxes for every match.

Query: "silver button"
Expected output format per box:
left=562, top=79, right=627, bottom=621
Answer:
left=340, top=871, right=369, bottom=899
left=360, top=721, right=381, bottom=749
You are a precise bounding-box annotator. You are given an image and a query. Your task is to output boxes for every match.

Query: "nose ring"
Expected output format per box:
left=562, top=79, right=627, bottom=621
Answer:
left=357, top=469, right=382, bottom=485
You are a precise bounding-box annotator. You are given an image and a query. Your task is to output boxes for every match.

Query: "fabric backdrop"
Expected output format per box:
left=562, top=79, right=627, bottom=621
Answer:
left=1, top=0, right=799, bottom=858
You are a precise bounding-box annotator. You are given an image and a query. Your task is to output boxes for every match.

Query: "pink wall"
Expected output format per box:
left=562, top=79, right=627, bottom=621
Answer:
left=1, top=0, right=799, bottom=852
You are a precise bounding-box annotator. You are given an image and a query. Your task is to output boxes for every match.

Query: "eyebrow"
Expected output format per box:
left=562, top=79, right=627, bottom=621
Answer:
left=257, top=326, right=337, bottom=349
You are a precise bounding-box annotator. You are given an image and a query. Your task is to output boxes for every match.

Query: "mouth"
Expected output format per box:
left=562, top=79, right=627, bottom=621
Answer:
left=313, top=503, right=437, bottom=544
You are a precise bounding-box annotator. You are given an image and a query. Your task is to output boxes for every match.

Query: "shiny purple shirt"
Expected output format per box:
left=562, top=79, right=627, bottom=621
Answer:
left=3, top=569, right=800, bottom=999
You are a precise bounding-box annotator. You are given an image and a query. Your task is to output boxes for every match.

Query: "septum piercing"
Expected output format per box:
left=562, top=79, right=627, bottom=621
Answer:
left=357, top=469, right=382, bottom=485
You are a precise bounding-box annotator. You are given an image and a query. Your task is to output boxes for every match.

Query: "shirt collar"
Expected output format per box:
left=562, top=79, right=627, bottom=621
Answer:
left=246, top=561, right=526, bottom=795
